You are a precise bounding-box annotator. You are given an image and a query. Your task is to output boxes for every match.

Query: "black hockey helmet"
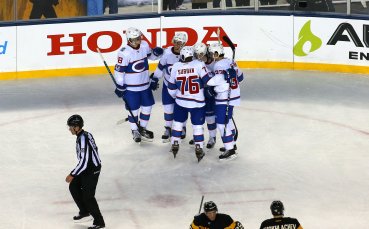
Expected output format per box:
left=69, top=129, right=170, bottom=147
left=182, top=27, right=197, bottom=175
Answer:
left=270, top=200, right=284, bottom=216
left=67, top=114, right=84, bottom=128
left=204, top=201, right=218, bottom=212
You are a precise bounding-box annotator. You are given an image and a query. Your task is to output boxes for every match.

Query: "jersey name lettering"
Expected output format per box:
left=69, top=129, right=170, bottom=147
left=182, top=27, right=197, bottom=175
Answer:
left=264, top=224, right=297, bottom=229
left=178, top=68, right=194, bottom=74
left=214, top=69, right=226, bottom=74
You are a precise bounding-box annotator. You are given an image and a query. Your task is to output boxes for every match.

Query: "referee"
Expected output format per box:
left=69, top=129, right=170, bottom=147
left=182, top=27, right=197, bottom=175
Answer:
left=65, top=114, right=105, bottom=229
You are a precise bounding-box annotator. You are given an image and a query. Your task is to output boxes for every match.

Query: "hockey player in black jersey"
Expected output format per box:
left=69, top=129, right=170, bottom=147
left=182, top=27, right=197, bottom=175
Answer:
left=190, top=201, right=244, bottom=229
left=259, top=200, right=303, bottom=229
left=65, top=115, right=105, bottom=229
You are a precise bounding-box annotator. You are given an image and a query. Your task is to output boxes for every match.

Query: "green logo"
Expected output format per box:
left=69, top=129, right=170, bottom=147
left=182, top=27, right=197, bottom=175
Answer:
left=293, top=20, right=322, bottom=57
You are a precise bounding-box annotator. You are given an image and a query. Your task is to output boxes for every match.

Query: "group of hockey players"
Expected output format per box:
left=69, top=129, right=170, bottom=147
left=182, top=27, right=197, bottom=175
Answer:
left=65, top=27, right=305, bottom=229
left=190, top=200, right=303, bottom=229
left=113, top=27, right=244, bottom=162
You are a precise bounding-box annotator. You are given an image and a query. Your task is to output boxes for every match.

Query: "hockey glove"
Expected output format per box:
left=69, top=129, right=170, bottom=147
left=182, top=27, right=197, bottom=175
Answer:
left=150, top=76, right=159, bottom=91
left=115, top=85, right=126, bottom=98
left=204, top=86, right=216, bottom=99
left=234, top=221, right=244, bottom=229
left=224, top=67, right=237, bottom=83
left=152, top=47, right=164, bottom=57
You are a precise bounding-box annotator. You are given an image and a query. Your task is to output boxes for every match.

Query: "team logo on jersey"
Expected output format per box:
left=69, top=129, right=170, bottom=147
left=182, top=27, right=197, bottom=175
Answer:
left=166, top=65, right=173, bottom=75
left=130, top=58, right=149, bottom=73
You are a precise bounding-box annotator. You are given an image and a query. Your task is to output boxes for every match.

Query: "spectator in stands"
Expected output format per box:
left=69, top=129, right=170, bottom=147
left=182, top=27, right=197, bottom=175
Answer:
left=235, top=0, right=250, bottom=6
left=176, top=0, right=187, bottom=10
left=87, top=0, right=104, bottom=16
left=288, top=0, right=335, bottom=12
left=104, top=0, right=118, bottom=14
left=163, top=0, right=177, bottom=10
left=29, top=0, right=59, bottom=19
left=213, top=0, right=232, bottom=8
left=192, top=0, right=208, bottom=9
left=259, top=0, right=277, bottom=6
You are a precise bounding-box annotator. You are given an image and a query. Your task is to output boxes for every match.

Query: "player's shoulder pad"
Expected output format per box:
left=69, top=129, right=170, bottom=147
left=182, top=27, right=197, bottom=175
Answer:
left=140, top=40, right=150, bottom=49
left=196, top=59, right=206, bottom=65
left=217, top=213, right=233, bottom=220
left=193, top=213, right=207, bottom=222
left=207, top=74, right=226, bottom=86
left=213, top=60, right=224, bottom=71
left=284, top=217, right=300, bottom=223
left=219, top=58, right=232, bottom=67
left=118, top=46, right=130, bottom=57
left=165, top=46, right=174, bottom=54
left=172, top=61, right=183, bottom=69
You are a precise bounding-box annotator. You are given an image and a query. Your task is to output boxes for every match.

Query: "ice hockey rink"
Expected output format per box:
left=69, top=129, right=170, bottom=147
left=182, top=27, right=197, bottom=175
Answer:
left=1, top=69, right=369, bottom=229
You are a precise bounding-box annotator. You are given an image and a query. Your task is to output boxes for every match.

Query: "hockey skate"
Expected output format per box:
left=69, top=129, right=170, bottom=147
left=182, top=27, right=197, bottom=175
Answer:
left=219, top=149, right=237, bottom=161
left=161, top=126, right=171, bottom=143
left=195, top=144, right=205, bottom=162
left=73, top=213, right=92, bottom=223
left=181, top=127, right=186, bottom=139
left=189, top=139, right=194, bottom=145
left=132, top=130, right=141, bottom=143
left=139, top=127, right=154, bottom=142
left=171, top=141, right=179, bottom=158
left=206, top=137, right=216, bottom=149
left=219, top=144, right=237, bottom=152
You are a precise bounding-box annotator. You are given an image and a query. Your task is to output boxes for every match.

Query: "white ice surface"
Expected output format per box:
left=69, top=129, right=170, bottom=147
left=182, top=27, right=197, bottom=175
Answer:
left=1, top=69, right=369, bottom=229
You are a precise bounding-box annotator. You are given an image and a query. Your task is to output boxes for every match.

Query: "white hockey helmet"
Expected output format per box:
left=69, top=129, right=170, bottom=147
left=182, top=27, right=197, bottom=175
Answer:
left=126, top=27, right=142, bottom=46
left=172, top=32, right=188, bottom=46
left=193, top=42, right=207, bottom=59
left=180, top=46, right=194, bottom=62
left=208, top=43, right=224, bottom=58
left=126, top=27, right=142, bottom=39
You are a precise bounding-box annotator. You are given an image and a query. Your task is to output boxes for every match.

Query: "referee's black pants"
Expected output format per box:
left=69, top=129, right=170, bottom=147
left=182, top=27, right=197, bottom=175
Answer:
left=69, top=169, right=105, bottom=226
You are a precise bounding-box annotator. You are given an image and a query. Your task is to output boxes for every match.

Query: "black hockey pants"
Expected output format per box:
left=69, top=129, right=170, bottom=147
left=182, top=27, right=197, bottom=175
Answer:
left=69, top=169, right=105, bottom=226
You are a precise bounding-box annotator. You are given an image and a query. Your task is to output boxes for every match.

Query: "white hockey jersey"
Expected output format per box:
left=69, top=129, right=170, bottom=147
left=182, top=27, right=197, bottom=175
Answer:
left=205, top=59, right=215, bottom=77
left=153, top=47, right=181, bottom=86
left=168, top=60, right=211, bottom=108
left=114, top=40, right=153, bottom=92
left=207, top=58, right=243, bottom=106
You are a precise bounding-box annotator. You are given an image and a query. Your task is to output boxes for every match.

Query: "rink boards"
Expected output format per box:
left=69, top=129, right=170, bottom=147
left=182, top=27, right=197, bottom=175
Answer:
left=1, top=13, right=369, bottom=79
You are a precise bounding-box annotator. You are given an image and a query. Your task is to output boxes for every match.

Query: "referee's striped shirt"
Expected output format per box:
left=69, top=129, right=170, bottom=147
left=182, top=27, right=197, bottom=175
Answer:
left=71, top=130, right=102, bottom=176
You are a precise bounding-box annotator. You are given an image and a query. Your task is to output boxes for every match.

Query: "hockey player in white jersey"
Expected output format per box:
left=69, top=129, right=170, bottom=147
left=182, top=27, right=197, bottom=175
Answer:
left=113, top=27, right=163, bottom=143
left=191, top=42, right=217, bottom=149
left=207, top=42, right=244, bottom=161
left=167, top=46, right=211, bottom=162
left=151, top=32, right=188, bottom=142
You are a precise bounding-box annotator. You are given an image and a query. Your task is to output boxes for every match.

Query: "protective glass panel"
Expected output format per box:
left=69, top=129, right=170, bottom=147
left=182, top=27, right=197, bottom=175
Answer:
left=282, top=0, right=342, bottom=13
left=0, top=0, right=16, bottom=21
left=350, top=0, right=369, bottom=15
left=117, top=0, right=158, bottom=14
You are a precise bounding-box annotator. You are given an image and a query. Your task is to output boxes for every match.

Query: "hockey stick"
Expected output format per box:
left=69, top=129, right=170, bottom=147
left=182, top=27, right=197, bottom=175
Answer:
left=221, top=36, right=239, bottom=141
left=223, top=36, right=235, bottom=60
left=216, top=28, right=231, bottom=138
left=116, top=117, right=129, bottom=125
left=198, top=195, right=204, bottom=214
left=96, top=48, right=153, bottom=138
